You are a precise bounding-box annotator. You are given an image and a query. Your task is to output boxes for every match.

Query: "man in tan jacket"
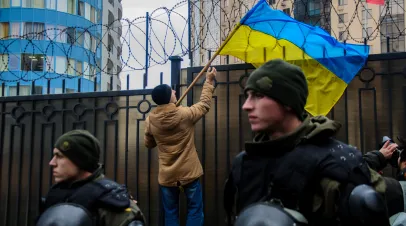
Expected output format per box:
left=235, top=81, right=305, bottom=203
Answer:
left=144, top=67, right=217, bottom=226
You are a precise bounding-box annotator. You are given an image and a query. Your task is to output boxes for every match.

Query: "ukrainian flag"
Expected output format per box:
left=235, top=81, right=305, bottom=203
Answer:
left=218, top=0, right=369, bottom=116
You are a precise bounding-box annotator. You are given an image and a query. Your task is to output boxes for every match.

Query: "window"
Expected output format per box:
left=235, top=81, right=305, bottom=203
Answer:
left=308, top=0, right=320, bottom=16
left=117, top=46, right=121, bottom=58
left=388, top=0, right=404, bottom=15
left=108, top=34, right=113, bottom=52
left=107, top=82, right=111, bottom=91
left=84, top=32, right=91, bottom=49
left=67, top=0, right=75, bottom=14
left=0, top=54, right=8, bottom=71
left=118, top=26, right=122, bottom=37
left=12, top=0, right=20, bottom=7
left=362, top=9, right=372, bottom=20
left=46, top=0, right=56, bottom=9
left=9, top=54, right=20, bottom=70
left=67, top=58, right=75, bottom=75
left=339, top=31, right=347, bottom=41
left=85, top=2, right=90, bottom=21
left=57, top=0, right=67, bottom=12
left=108, top=10, right=114, bottom=26
left=223, top=13, right=228, bottom=25
left=0, top=23, right=9, bottom=39
left=75, top=30, right=84, bottom=46
left=66, top=88, right=75, bottom=93
left=94, top=10, right=99, bottom=23
left=21, top=54, right=44, bottom=71
left=22, top=22, right=45, bottom=40
left=10, top=22, right=20, bottom=37
left=55, top=26, right=67, bottom=43
left=22, top=0, right=45, bottom=8
left=76, top=61, right=83, bottom=76
left=55, top=56, right=67, bottom=74
left=1, top=0, right=10, bottom=8
left=34, top=86, right=42, bottom=94
left=9, top=85, right=30, bottom=96
left=45, top=56, right=54, bottom=72
left=362, top=27, right=373, bottom=38
left=107, top=59, right=113, bottom=75
left=338, top=13, right=347, bottom=23
left=78, top=1, right=84, bottom=16
left=83, top=62, right=90, bottom=80
left=338, top=0, right=347, bottom=5
left=96, top=10, right=102, bottom=23
left=89, top=64, right=95, bottom=78
left=91, top=7, right=96, bottom=23
left=45, top=24, right=56, bottom=41
left=380, top=14, right=405, bottom=53
left=91, top=36, right=97, bottom=52
left=66, top=27, right=75, bottom=44
left=118, top=8, right=122, bottom=20
left=108, top=0, right=114, bottom=7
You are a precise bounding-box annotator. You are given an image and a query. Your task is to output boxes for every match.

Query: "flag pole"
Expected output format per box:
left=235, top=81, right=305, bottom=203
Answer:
left=175, top=23, right=242, bottom=106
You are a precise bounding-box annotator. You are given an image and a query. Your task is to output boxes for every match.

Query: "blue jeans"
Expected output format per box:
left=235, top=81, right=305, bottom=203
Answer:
left=160, top=179, right=204, bottom=226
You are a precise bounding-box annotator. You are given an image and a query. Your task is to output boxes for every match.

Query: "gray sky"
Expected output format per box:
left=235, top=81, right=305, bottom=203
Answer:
left=119, top=0, right=189, bottom=90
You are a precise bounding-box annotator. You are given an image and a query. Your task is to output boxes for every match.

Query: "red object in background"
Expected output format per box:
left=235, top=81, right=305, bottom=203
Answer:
left=379, top=171, right=384, bottom=175
left=366, top=0, right=385, bottom=5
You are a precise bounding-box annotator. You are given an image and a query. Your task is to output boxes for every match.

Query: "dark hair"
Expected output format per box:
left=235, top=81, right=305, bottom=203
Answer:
left=151, top=84, right=172, bottom=105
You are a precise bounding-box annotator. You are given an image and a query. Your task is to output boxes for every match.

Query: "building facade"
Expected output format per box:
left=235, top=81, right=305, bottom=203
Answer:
left=100, top=0, right=122, bottom=91
left=0, top=0, right=122, bottom=96
left=190, top=0, right=405, bottom=66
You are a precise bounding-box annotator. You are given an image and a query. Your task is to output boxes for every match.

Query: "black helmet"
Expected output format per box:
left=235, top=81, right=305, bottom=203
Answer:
left=36, top=203, right=93, bottom=226
left=234, top=200, right=308, bottom=226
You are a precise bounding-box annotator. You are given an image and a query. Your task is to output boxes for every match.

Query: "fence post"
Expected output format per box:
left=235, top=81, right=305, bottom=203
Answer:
left=145, top=12, right=150, bottom=82
left=169, top=56, right=183, bottom=100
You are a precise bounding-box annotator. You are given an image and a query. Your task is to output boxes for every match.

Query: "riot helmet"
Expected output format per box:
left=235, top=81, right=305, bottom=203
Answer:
left=36, top=203, right=93, bottom=226
left=234, top=200, right=308, bottom=226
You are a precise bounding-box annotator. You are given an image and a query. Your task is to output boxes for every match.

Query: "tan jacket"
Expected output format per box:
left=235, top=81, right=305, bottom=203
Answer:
left=145, top=81, right=215, bottom=187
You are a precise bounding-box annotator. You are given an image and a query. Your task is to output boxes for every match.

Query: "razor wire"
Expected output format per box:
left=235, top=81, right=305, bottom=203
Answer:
left=0, top=0, right=404, bottom=82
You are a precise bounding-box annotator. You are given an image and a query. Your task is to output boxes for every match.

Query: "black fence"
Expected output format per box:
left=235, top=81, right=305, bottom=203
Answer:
left=1, top=53, right=406, bottom=226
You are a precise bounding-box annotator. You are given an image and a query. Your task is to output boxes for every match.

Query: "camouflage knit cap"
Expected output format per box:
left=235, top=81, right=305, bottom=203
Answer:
left=244, top=59, right=308, bottom=121
left=54, top=130, right=100, bottom=172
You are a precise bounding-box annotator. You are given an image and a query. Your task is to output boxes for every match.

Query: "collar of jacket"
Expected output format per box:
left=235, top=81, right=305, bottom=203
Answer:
left=153, top=103, right=177, bottom=111
left=244, top=116, right=312, bottom=157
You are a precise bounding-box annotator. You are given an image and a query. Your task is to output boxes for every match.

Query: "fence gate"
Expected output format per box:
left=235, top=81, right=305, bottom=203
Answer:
left=1, top=53, right=406, bottom=226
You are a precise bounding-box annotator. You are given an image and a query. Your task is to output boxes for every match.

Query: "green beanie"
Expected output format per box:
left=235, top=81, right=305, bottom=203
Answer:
left=54, top=130, right=100, bottom=172
left=244, top=59, right=308, bottom=121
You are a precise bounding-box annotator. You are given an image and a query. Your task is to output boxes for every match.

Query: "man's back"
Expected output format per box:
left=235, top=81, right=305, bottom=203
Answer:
left=145, top=81, right=215, bottom=187
left=145, top=68, right=217, bottom=226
